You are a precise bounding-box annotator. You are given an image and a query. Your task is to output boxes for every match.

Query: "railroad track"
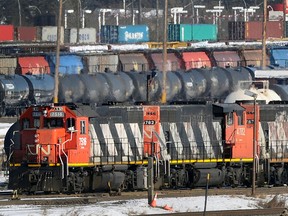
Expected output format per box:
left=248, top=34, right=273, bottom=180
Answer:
left=148, top=208, right=286, bottom=216
left=0, top=186, right=288, bottom=204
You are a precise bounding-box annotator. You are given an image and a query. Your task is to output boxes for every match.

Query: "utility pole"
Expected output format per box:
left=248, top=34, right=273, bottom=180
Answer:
left=161, top=0, right=168, bottom=104
left=138, top=0, right=142, bottom=24
left=54, top=0, right=63, bottom=104
left=261, top=0, right=267, bottom=69
left=283, top=0, right=286, bottom=38
left=156, top=0, right=159, bottom=42
left=77, top=0, right=81, bottom=43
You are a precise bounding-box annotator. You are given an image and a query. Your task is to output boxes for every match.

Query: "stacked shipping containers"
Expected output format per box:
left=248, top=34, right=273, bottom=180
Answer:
left=228, top=21, right=283, bottom=40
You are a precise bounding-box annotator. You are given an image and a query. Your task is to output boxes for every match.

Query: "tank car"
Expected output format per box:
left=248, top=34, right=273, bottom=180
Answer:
left=58, top=67, right=252, bottom=105
left=8, top=100, right=287, bottom=194
left=0, top=74, right=54, bottom=116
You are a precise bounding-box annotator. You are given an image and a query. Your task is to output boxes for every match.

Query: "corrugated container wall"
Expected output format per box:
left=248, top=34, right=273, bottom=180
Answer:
left=191, top=24, right=217, bottom=41
left=118, top=25, right=149, bottom=43
left=245, top=21, right=283, bottom=40
left=38, top=26, right=64, bottom=43
left=168, top=24, right=192, bottom=42
left=100, top=25, right=118, bottom=44
left=84, top=54, right=119, bottom=73
left=0, top=25, right=14, bottom=41
left=34, top=15, right=56, bottom=26
left=0, top=57, right=17, bottom=75
left=228, top=21, right=245, bottom=40
left=16, top=26, right=37, bottom=41
left=68, top=28, right=97, bottom=44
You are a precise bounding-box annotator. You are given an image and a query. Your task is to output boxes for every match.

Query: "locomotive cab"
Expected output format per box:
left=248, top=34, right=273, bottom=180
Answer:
left=12, top=104, right=90, bottom=166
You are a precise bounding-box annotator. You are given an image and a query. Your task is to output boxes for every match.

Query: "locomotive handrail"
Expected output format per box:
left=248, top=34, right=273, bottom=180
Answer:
left=60, top=129, right=76, bottom=179
left=226, top=128, right=237, bottom=145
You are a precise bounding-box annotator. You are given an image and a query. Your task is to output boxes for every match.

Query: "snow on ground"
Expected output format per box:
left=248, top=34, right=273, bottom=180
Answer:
left=0, top=194, right=286, bottom=216
left=0, top=123, right=12, bottom=137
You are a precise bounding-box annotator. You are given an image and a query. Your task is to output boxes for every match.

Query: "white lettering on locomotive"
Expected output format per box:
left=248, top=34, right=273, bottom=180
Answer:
left=79, top=137, right=87, bottom=149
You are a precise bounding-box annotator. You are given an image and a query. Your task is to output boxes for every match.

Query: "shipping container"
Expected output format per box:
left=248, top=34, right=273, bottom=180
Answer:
left=83, top=54, right=119, bottom=73
left=191, top=24, right=217, bottom=41
left=16, top=26, right=37, bottom=41
left=212, top=51, right=241, bottom=68
left=17, top=56, right=50, bottom=75
left=118, top=25, right=149, bottom=43
left=119, top=53, right=149, bottom=72
left=270, top=48, right=288, bottom=67
left=38, top=26, right=64, bottom=43
left=150, top=53, right=181, bottom=71
left=228, top=21, right=245, bottom=40
left=0, top=57, right=17, bottom=75
left=66, top=28, right=97, bottom=44
left=168, top=24, right=217, bottom=42
left=0, top=25, right=14, bottom=41
left=182, top=52, right=211, bottom=70
left=245, top=21, right=283, bottom=40
left=34, top=14, right=56, bottom=26
left=100, top=25, right=118, bottom=44
left=168, top=24, right=192, bottom=42
left=46, top=54, right=83, bottom=74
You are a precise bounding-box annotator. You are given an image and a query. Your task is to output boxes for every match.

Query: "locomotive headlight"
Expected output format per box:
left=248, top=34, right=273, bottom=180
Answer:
left=43, top=110, right=48, bottom=117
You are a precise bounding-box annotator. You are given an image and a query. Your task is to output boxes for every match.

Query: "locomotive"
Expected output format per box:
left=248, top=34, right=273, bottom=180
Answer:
left=4, top=97, right=288, bottom=194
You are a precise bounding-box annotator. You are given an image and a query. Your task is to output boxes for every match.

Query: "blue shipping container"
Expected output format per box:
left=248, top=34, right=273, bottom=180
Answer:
left=270, top=48, right=288, bottom=68
left=118, top=25, right=149, bottom=43
left=45, top=54, right=84, bottom=75
left=100, top=25, right=118, bottom=44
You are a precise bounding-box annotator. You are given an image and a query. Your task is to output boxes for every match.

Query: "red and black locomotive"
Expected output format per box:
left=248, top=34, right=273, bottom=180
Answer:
left=4, top=99, right=288, bottom=194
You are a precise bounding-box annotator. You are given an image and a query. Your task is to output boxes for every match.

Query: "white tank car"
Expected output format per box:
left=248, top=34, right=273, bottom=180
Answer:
left=224, top=87, right=281, bottom=104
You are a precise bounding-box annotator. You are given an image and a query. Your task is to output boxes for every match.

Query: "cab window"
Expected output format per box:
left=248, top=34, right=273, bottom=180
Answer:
left=80, top=120, right=86, bottom=134
left=44, top=118, right=63, bottom=128
left=66, top=118, right=76, bottom=131
left=22, top=118, right=30, bottom=129
left=227, top=112, right=233, bottom=125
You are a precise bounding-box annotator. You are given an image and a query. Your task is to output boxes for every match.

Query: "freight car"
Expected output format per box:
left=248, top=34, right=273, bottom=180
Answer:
left=4, top=99, right=288, bottom=194
left=0, top=74, right=54, bottom=116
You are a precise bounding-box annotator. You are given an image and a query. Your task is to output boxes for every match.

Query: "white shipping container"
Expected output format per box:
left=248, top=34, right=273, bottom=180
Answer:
left=41, top=26, right=64, bottom=43
left=69, top=28, right=97, bottom=44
